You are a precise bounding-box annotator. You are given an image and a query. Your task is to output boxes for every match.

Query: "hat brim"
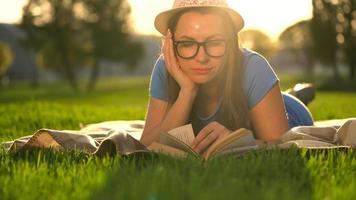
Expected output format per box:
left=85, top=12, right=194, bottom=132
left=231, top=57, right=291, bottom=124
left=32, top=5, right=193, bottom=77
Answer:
left=154, top=5, right=244, bottom=36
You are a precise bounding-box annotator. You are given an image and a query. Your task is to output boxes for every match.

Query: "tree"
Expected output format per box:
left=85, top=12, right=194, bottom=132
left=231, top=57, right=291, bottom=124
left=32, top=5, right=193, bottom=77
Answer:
left=335, top=0, right=356, bottom=81
left=20, top=0, right=144, bottom=91
left=311, top=0, right=339, bottom=79
left=0, top=41, right=13, bottom=85
left=311, top=0, right=356, bottom=82
left=279, top=20, right=315, bottom=75
left=20, top=0, right=85, bottom=90
left=239, top=29, right=275, bottom=60
left=81, top=0, right=144, bottom=90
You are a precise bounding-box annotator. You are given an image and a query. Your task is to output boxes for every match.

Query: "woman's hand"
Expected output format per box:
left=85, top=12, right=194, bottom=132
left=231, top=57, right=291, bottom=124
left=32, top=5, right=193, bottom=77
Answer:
left=163, top=29, right=197, bottom=94
left=190, top=121, right=232, bottom=154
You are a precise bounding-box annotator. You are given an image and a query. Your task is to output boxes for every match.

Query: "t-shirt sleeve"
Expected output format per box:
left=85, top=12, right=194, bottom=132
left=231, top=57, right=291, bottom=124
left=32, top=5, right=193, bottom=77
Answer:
left=243, top=53, right=279, bottom=109
left=149, top=55, right=169, bottom=101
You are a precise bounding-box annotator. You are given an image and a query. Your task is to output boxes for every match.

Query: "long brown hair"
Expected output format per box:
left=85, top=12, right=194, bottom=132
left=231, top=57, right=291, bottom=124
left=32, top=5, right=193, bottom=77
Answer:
left=164, top=7, right=250, bottom=133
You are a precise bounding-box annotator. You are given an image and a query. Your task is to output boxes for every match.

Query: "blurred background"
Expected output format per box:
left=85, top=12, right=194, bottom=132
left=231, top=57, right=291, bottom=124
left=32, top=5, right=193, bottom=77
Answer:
left=1, top=2, right=356, bottom=198
left=0, top=0, right=355, bottom=91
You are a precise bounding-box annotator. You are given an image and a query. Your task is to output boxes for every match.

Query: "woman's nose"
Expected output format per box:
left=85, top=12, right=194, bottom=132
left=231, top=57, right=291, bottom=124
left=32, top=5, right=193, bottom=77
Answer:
left=196, top=46, right=209, bottom=63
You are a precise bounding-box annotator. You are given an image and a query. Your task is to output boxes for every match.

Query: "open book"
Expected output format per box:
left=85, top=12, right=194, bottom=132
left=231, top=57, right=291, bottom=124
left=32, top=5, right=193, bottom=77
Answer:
left=147, top=119, right=356, bottom=160
left=147, top=124, right=259, bottom=160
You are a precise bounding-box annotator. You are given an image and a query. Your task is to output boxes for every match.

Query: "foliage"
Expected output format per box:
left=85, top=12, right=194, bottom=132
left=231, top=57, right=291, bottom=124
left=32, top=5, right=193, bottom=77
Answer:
left=239, top=29, right=275, bottom=60
left=81, top=0, right=145, bottom=90
left=337, top=0, right=356, bottom=80
left=0, top=41, right=13, bottom=76
left=311, top=0, right=356, bottom=81
left=280, top=21, right=312, bottom=51
left=279, top=20, right=315, bottom=74
left=20, top=0, right=144, bottom=90
left=311, top=0, right=338, bottom=67
left=21, top=0, right=86, bottom=89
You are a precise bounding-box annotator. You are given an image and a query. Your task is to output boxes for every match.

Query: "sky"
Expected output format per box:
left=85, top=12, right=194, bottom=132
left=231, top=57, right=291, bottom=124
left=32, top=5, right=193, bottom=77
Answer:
left=0, top=0, right=313, bottom=41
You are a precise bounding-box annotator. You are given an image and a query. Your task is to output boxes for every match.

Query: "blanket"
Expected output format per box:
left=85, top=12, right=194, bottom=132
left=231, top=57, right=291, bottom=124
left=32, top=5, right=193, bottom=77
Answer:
left=1, top=118, right=356, bottom=157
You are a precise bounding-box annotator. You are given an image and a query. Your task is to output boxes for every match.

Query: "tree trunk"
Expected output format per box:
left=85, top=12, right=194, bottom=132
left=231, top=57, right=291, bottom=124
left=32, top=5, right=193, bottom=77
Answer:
left=63, top=64, right=78, bottom=90
left=350, top=58, right=356, bottom=82
left=58, top=41, right=78, bottom=91
left=60, top=51, right=78, bottom=91
left=304, top=50, right=315, bottom=80
left=0, top=75, right=2, bottom=88
left=31, top=77, right=39, bottom=88
left=347, top=48, right=356, bottom=81
left=331, top=60, right=340, bottom=81
left=87, top=59, right=100, bottom=91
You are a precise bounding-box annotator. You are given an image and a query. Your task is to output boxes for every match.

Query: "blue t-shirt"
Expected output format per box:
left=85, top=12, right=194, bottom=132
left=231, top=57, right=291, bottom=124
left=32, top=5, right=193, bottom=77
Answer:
left=148, top=48, right=280, bottom=126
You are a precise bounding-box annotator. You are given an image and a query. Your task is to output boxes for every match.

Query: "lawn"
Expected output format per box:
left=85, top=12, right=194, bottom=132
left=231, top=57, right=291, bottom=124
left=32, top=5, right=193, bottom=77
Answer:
left=0, top=76, right=356, bottom=200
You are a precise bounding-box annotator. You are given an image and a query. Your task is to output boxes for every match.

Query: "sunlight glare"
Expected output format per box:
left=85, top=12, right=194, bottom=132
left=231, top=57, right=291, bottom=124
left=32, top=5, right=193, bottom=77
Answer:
left=128, top=0, right=172, bottom=36
left=0, top=0, right=28, bottom=23
left=0, top=0, right=313, bottom=41
left=227, top=0, right=313, bottom=40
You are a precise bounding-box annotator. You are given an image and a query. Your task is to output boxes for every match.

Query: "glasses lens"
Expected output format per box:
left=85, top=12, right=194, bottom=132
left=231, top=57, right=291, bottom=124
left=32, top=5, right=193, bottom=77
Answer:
left=176, top=41, right=198, bottom=58
left=205, top=40, right=226, bottom=57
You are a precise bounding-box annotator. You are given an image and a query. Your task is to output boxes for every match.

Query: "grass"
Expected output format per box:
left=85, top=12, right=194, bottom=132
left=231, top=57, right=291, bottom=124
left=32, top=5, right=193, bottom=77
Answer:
left=0, top=76, right=356, bottom=200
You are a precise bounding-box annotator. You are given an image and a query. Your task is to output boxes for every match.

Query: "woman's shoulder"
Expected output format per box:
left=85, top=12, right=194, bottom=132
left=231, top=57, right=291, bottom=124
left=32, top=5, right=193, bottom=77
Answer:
left=241, top=48, right=270, bottom=66
left=152, top=54, right=167, bottom=74
left=241, top=48, right=275, bottom=76
left=150, top=54, right=169, bottom=101
left=241, top=48, right=279, bottom=109
left=155, top=54, right=165, bottom=66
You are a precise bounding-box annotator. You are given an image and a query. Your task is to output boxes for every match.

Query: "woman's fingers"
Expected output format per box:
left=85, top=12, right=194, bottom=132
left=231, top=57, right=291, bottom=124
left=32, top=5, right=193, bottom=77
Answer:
left=163, top=31, right=171, bottom=71
left=193, top=129, right=219, bottom=153
left=167, top=30, right=179, bottom=69
left=191, top=123, right=214, bottom=147
left=191, top=122, right=231, bottom=154
left=165, top=29, right=180, bottom=76
left=164, top=33, right=172, bottom=73
left=167, top=35, right=178, bottom=76
left=191, top=122, right=218, bottom=153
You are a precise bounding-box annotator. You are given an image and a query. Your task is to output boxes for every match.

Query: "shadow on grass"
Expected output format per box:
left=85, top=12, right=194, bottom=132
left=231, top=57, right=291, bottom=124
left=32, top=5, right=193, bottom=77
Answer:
left=3, top=148, right=355, bottom=199
left=1, top=149, right=90, bottom=165
left=91, top=148, right=314, bottom=200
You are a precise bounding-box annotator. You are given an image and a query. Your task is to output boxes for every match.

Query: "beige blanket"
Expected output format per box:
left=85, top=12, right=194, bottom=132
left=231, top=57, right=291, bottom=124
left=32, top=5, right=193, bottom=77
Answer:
left=1, top=120, right=148, bottom=156
left=1, top=118, right=356, bottom=156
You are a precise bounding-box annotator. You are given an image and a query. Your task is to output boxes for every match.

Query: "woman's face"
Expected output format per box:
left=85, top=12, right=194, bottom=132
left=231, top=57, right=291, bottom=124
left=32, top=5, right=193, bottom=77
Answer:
left=173, top=11, right=228, bottom=84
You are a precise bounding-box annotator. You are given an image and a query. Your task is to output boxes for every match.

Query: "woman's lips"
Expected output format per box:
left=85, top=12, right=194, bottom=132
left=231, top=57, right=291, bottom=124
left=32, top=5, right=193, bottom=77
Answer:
left=192, top=68, right=213, bottom=74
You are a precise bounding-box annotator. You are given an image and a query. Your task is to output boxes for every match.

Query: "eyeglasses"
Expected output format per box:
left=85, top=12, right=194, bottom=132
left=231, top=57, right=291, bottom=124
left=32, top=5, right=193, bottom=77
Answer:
left=173, top=39, right=227, bottom=59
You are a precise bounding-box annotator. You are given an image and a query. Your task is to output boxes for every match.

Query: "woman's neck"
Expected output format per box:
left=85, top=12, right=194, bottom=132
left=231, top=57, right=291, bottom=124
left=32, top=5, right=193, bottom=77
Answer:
left=193, top=78, right=223, bottom=118
left=197, top=77, right=223, bottom=102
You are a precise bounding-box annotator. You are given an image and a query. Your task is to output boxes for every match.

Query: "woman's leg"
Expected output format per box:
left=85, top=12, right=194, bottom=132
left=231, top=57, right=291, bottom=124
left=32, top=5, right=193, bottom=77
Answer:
left=282, top=92, right=314, bottom=129
left=285, top=83, right=315, bottom=106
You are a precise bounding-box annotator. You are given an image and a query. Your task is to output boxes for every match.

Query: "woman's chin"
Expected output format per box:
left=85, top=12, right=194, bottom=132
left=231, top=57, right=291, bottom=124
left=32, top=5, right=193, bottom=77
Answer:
left=190, top=75, right=214, bottom=84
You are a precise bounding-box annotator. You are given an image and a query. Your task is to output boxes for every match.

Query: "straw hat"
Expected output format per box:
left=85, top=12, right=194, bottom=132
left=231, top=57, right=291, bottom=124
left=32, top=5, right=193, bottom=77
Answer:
left=154, top=0, right=244, bottom=35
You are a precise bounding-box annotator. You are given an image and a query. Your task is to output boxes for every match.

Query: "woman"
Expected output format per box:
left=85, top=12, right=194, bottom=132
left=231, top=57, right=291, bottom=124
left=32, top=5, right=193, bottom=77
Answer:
left=140, top=0, right=314, bottom=154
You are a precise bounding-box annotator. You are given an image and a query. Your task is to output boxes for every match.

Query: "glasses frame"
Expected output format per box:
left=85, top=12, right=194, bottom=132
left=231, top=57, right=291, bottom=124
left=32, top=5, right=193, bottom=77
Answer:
left=173, top=39, right=227, bottom=59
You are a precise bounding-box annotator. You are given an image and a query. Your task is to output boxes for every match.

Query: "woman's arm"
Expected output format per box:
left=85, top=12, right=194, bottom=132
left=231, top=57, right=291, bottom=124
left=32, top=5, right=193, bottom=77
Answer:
left=140, top=90, right=196, bottom=146
left=249, top=83, right=289, bottom=141
left=141, top=29, right=198, bottom=146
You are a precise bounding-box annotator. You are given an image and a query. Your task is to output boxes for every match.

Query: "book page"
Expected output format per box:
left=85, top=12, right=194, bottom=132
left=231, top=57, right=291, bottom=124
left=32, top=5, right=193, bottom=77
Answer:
left=160, top=133, right=200, bottom=158
left=148, top=142, right=189, bottom=159
left=203, top=128, right=255, bottom=160
left=167, top=124, right=195, bottom=145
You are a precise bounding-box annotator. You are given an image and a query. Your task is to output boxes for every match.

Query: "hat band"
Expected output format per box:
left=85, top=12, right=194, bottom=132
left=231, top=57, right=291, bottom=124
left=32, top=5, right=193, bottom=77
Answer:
left=174, top=0, right=228, bottom=8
